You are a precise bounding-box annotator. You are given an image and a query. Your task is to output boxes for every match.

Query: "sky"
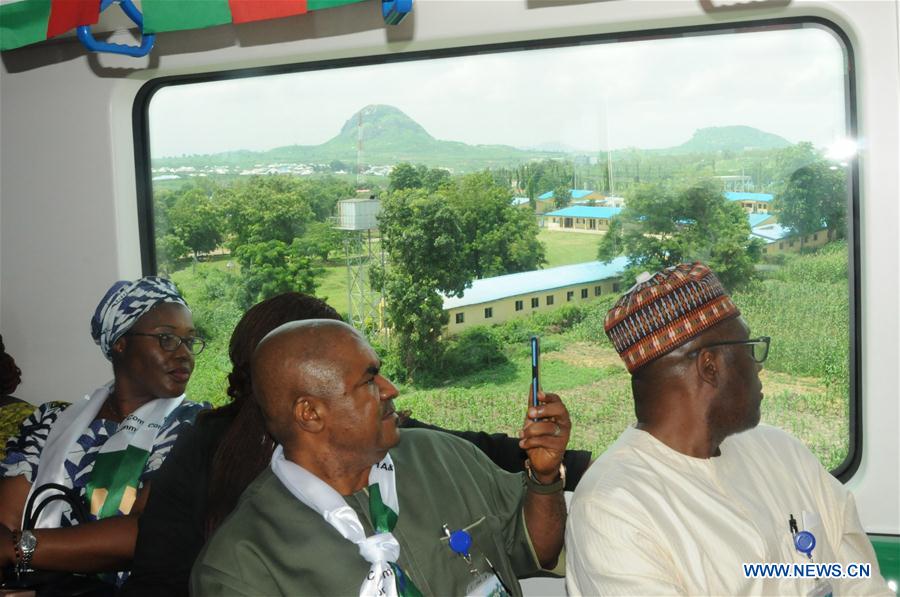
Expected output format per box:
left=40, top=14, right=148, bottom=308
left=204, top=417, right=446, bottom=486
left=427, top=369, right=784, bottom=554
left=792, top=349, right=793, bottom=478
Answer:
left=149, top=25, right=848, bottom=158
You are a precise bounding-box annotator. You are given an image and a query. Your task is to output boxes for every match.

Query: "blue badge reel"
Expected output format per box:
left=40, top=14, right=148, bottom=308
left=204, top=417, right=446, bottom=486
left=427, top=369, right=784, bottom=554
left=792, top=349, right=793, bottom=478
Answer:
left=794, top=530, right=816, bottom=559
left=449, top=529, right=473, bottom=559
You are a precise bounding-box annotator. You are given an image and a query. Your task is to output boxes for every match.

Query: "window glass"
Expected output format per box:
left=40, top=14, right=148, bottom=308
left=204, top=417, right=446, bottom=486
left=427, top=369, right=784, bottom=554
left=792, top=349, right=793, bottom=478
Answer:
left=145, top=23, right=854, bottom=473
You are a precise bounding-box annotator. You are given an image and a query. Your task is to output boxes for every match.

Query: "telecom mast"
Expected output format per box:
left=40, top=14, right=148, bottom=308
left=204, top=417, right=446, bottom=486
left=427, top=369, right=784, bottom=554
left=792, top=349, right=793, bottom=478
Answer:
left=357, top=111, right=364, bottom=187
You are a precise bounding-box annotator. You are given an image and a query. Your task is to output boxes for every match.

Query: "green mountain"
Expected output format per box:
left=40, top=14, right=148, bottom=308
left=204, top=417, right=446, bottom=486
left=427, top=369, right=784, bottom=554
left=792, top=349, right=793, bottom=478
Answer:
left=666, top=125, right=791, bottom=154
left=152, top=107, right=792, bottom=172
left=154, top=105, right=561, bottom=171
left=270, top=104, right=564, bottom=169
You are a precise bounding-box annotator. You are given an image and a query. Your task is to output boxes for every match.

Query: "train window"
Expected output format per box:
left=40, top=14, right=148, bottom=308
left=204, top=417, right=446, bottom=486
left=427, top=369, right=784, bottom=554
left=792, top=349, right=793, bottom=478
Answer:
left=140, top=20, right=857, bottom=475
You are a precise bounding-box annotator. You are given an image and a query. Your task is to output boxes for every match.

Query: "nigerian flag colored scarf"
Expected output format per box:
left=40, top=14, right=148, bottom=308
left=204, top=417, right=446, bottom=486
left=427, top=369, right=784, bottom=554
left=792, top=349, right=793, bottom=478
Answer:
left=141, top=0, right=366, bottom=34
left=24, top=382, right=184, bottom=527
left=0, top=0, right=99, bottom=51
left=271, top=446, right=423, bottom=597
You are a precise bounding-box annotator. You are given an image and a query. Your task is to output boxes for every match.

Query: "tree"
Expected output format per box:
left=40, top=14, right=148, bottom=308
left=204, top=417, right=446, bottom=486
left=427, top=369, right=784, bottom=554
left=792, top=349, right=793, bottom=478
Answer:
left=221, top=176, right=315, bottom=248
left=421, top=167, right=451, bottom=193
left=372, top=188, right=468, bottom=377
left=518, top=160, right=575, bottom=206
left=157, top=234, right=189, bottom=275
left=232, top=239, right=324, bottom=309
left=388, top=163, right=423, bottom=191
left=375, top=174, right=546, bottom=378
left=295, top=221, right=343, bottom=263
left=300, top=176, right=355, bottom=221
left=168, top=188, right=223, bottom=258
left=598, top=179, right=762, bottom=290
left=552, top=186, right=571, bottom=209
left=772, top=160, right=847, bottom=245
left=388, top=162, right=451, bottom=193
left=447, top=171, right=546, bottom=279
left=219, top=176, right=324, bottom=309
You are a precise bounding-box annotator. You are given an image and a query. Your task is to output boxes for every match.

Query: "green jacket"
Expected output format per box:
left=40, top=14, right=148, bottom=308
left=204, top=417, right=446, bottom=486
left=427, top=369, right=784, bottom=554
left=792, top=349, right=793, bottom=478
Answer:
left=192, top=428, right=545, bottom=596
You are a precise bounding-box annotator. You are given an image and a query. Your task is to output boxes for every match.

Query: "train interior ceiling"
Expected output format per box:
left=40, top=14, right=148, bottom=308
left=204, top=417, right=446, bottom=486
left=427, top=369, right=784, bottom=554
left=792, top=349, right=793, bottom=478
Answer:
left=0, top=0, right=898, bottom=589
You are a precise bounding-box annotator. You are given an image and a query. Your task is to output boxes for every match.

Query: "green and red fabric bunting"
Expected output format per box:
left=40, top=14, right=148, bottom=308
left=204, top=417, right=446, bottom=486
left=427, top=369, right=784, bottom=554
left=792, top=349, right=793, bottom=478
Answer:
left=1, top=0, right=367, bottom=52
left=141, top=0, right=366, bottom=34
left=1, top=0, right=99, bottom=51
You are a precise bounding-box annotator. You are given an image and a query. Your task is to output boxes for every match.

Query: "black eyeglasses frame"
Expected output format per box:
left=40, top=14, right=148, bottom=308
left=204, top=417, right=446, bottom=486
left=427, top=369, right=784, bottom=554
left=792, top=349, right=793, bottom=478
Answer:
left=687, top=336, right=770, bottom=364
left=124, top=332, right=206, bottom=355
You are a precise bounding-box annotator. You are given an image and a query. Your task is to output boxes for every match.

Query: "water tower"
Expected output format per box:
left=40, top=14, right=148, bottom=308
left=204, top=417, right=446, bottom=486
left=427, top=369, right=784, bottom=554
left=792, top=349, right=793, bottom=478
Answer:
left=334, top=197, right=384, bottom=331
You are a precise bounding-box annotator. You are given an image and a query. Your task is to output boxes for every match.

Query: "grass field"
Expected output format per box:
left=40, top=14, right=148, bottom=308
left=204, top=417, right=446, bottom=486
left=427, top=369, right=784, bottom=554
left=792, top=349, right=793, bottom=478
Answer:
left=539, top=230, right=601, bottom=267
left=169, top=236, right=851, bottom=471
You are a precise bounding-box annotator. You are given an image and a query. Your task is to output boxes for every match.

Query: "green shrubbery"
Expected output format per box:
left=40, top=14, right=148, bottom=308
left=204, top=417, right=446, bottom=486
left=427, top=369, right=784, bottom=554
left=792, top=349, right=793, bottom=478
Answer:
left=440, top=328, right=509, bottom=378
left=735, top=240, right=849, bottom=383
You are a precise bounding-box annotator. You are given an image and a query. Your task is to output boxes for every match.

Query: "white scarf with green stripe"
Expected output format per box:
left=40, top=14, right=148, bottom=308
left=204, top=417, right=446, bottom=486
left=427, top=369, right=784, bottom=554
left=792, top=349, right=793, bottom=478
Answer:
left=271, top=445, right=403, bottom=597
left=25, top=381, right=184, bottom=528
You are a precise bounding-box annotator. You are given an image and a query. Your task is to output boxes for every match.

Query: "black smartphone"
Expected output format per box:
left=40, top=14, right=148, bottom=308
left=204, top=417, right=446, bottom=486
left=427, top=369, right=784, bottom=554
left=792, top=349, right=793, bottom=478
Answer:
left=530, top=335, right=540, bottom=412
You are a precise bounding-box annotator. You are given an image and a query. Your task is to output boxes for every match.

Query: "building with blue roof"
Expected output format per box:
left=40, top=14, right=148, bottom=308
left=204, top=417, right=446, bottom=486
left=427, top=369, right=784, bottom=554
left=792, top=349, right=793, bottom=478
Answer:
left=752, top=222, right=835, bottom=256
left=747, top=212, right=776, bottom=228
left=537, top=189, right=600, bottom=201
left=543, top=205, right=623, bottom=234
left=444, top=256, right=629, bottom=333
left=726, top=191, right=773, bottom=214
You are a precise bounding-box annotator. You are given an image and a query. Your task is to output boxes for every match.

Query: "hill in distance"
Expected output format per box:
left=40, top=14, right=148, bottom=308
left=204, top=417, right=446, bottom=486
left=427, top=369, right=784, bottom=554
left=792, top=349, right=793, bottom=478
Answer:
left=153, top=106, right=792, bottom=170
left=154, top=105, right=561, bottom=171
left=664, top=125, right=791, bottom=154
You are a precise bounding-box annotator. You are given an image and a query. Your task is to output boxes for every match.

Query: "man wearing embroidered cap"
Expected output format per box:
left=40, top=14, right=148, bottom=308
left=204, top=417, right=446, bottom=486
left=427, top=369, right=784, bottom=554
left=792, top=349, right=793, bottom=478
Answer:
left=566, top=263, right=892, bottom=596
left=192, top=319, right=571, bottom=596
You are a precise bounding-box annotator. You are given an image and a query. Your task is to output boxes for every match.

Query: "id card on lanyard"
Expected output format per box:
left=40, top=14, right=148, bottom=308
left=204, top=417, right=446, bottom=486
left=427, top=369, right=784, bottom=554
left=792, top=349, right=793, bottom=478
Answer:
left=789, top=512, right=833, bottom=597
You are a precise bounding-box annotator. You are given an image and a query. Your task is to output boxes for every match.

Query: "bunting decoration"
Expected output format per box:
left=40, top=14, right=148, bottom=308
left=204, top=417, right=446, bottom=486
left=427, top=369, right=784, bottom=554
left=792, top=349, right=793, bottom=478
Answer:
left=1, top=0, right=409, bottom=54
left=0, top=0, right=99, bottom=51
left=141, top=0, right=365, bottom=34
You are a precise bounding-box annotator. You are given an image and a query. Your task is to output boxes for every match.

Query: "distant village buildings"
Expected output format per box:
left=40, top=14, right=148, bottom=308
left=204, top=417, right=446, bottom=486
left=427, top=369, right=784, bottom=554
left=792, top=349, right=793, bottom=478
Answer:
left=725, top=191, right=772, bottom=214
left=543, top=206, right=623, bottom=233
left=464, top=187, right=839, bottom=334
left=443, top=257, right=629, bottom=334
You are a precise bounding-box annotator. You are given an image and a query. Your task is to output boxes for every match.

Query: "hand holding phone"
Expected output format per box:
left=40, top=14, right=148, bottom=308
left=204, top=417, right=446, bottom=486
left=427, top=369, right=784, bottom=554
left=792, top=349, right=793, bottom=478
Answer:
left=530, top=335, right=541, bottom=418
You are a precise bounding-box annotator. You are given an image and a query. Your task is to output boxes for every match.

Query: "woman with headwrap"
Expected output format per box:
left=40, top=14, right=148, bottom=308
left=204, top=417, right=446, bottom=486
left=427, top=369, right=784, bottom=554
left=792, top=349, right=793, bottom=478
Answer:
left=0, top=277, right=207, bottom=589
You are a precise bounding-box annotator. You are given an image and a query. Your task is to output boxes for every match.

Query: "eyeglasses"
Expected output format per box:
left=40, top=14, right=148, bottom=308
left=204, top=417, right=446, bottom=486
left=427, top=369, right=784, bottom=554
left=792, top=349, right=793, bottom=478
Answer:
left=125, top=332, right=206, bottom=355
left=687, top=336, right=770, bottom=364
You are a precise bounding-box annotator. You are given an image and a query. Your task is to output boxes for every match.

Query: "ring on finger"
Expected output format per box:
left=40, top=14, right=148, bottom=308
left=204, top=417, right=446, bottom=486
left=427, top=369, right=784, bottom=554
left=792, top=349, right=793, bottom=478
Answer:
left=552, top=423, right=561, bottom=437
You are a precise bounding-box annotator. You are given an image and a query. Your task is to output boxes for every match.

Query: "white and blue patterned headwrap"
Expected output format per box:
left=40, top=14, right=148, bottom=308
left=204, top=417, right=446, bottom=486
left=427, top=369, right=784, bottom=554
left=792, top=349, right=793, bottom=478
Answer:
left=91, top=276, right=189, bottom=361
